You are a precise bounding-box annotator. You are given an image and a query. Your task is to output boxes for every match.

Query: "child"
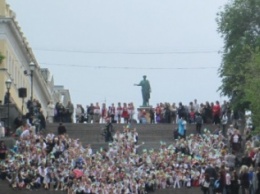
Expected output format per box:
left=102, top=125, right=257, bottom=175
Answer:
left=173, top=170, right=181, bottom=189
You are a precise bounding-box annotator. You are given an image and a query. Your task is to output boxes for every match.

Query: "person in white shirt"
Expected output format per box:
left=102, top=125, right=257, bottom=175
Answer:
left=173, top=171, right=181, bottom=188
left=75, top=104, right=83, bottom=123
left=230, top=130, right=241, bottom=154
left=225, top=168, right=231, bottom=194
left=253, top=148, right=260, bottom=167
left=46, top=133, right=55, bottom=141
left=194, top=99, right=200, bottom=113
left=227, top=125, right=234, bottom=142
left=86, top=144, right=93, bottom=156
left=221, top=113, right=228, bottom=137
left=20, top=128, right=32, bottom=139
left=47, top=101, right=55, bottom=123
left=245, top=114, right=253, bottom=130
left=0, top=122, right=5, bottom=138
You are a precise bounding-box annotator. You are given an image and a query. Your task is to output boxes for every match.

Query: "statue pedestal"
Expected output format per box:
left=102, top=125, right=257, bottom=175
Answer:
left=137, top=106, right=152, bottom=124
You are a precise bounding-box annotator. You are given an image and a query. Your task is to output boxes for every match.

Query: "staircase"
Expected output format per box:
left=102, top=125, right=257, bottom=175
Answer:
left=45, top=123, right=216, bottom=152
left=0, top=123, right=215, bottom=194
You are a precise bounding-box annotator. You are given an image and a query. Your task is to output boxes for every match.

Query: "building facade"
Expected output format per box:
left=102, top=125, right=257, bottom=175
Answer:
left=0, top=0, right=71, bottom=127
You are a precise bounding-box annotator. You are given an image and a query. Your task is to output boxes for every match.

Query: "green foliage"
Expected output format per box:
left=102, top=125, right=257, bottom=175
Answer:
left=217, top=0, right=260, bottom=112
left=0, top=52, right=4, bottom=64
left=244, top=50, right=260, bottom=132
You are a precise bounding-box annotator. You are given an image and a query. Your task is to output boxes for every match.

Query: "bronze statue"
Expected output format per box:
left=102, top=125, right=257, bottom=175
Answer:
left=134, top=75, right=151, bottom=107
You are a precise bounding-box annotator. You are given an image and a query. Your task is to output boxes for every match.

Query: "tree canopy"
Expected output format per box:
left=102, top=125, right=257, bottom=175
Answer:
left=244, top=50, right=260, bottom=132
left=217, top=0, right=260, bottom=113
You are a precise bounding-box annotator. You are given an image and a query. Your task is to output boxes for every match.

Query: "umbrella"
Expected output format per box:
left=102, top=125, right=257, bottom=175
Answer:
left=73, top=169, right=83, bottom=178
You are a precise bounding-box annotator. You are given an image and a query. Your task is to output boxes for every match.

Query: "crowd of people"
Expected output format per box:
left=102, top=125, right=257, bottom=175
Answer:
left=46, top=101, right=74, bottom=124
left=12, top=99, right=47, bottom=135
left=0, top=97, right=258, bottom=194
left=25, top=98, right=244, bottom=128
left=0, top=116, right=259, bottom=194
left=1, top=97, right=246, bottom=134
left=73, top=99, right=243, bottom=126
left=12, top=99, right=74, bottom=136
left=75, top=102, right=135, bottom=124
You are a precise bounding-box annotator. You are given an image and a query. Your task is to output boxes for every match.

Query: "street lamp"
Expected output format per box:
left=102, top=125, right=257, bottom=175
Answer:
left=29, top=62, right=35, bottom=102
left=5, top=79, right=12, bottom=130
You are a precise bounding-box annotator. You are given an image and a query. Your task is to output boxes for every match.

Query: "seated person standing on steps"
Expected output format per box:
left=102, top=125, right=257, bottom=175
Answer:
left=57, top=123, right=67, bottom=135
left=20, top=128, right=33, bottom=139
left=177, top=117, right=185, bottom=139
left=230, top=129, right=242, bottom=154
left=0, top=141, right=7, bottom=160
left=0, top=123, right=5, bottom=138
left=104, top=117, right=114, bottom=142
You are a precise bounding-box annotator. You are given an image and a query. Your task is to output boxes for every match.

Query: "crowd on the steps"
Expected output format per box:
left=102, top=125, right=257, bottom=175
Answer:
left=7, top=99, right=72, bottom=137
left=10, top=98, right=244, bottom=131
left=0, top=119, right=260, bottom=194
left=73, top=99, right=245, bottom=126
left=5, top=99, right=246, bottom=137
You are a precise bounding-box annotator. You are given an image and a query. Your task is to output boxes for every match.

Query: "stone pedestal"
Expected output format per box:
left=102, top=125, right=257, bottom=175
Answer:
left=137, top=106, right=152, bottom=124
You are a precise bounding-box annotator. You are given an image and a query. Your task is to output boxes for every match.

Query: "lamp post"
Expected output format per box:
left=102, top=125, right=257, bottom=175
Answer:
left=29, top=62, right=35, bottom=102
left=5, top=79, right=12, bottom=130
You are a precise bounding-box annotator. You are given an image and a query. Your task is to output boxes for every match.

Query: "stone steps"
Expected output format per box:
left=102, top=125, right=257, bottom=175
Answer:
left=45, top=123, right=215, bottom=152
left=0, top=123, right=214, bottom=194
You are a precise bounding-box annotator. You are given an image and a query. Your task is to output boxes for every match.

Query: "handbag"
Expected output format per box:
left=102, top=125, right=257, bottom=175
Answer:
left=203, top=180, right=210, bottom=188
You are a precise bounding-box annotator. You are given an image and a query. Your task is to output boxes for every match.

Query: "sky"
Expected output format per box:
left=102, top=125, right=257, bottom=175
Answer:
left=7, top=0, right=229, bottom=109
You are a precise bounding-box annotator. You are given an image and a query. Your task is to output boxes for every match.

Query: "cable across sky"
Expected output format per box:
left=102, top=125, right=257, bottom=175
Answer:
left=39, top=62, right=218, bottom=70
left=34, top=47, right=221, bottom=70
left=33, top=47, right=222, bottom=55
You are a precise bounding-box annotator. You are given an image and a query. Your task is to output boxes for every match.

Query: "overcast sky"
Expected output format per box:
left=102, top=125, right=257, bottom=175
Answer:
left=8, top=0, right=228, bottom=109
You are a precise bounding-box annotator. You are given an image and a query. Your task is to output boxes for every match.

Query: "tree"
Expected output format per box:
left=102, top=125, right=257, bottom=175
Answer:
left=216, top=0, right=260, bottom=112
left=244, top=50, right=260, bottom=132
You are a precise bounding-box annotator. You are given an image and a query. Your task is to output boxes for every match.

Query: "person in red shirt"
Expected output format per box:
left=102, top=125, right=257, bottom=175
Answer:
left=248, top=147, right=256, bottom=161
left=189, top=108, right=195, bottom=124
left=212, top=101, right=221, bottom=124
left=122, top=103, right=129, bottom=124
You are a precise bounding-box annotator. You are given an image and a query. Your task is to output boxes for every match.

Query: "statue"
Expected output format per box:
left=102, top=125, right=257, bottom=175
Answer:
left=134, top=75, right=151, bottom=107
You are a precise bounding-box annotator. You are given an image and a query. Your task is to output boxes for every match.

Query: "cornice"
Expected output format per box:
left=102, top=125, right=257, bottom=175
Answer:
left=0, top=17, right=37, bottom=65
